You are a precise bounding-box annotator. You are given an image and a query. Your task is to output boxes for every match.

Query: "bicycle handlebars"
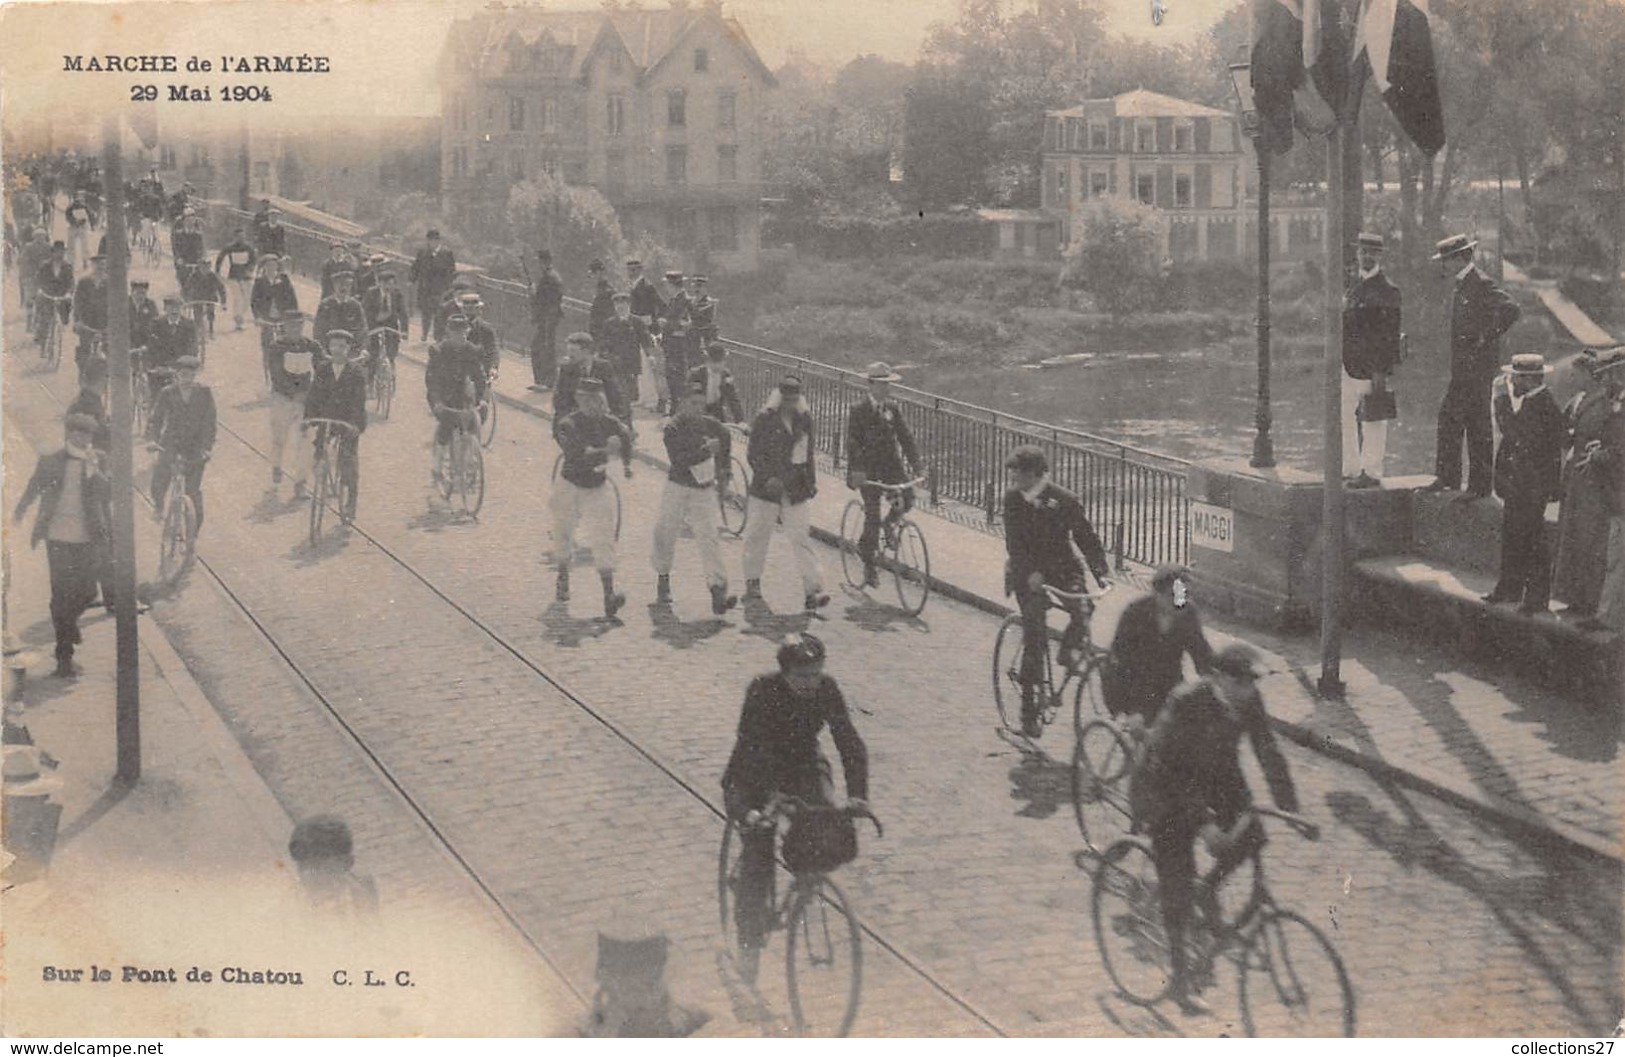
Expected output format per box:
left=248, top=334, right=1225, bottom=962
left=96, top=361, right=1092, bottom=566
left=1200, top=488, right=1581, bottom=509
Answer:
left=1042, top=582, right=1115, bottom=604
left=302, top=417, right=360, bottom=436
left=870, top=476, right=926, bottom=493
left=752, top=793, right=885, bottom=839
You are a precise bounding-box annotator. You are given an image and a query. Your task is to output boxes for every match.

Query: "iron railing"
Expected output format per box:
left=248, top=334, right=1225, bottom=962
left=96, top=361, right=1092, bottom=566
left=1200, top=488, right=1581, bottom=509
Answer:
left=211, top=204, right=1190, bottom=566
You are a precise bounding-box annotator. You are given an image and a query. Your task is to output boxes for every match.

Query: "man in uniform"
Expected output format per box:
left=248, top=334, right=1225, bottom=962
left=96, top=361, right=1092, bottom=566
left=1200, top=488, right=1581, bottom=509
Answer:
left=652, top=370, right=740, bottom=614
left=1341, top=233, right=1404, bottom=488
left=267, top=312, right=318, bottom=498
left=660, top=271, right=693, bottom=417
left=552, top=375, right=634, bottom=619
left=363, top=269, right=409, bottom=389
left=71, top=253, right=109, bottom=380
left=1425, top=234, right=1522, bottom=498
left=689, top=274, right=719, bottom=346
left=1483, top=354, right=1566, bottom=615
left=315, top=270, right=367, bottom=348
left=147, top=355, right=217, bottom=532
left=128, top=278, right=159, bottom=355
left=599, top=291, right=653, bottom=407
left=410, top=228, right=457, bottom=343
left=305, top=330, right=369, bottom=523
left=529, top=248, right=564, bottom=392
left=845, top=362, right=922, bottom=589
left=587, top=258, right=615, bottom=343
left=213, top=226, right=258, bottom=330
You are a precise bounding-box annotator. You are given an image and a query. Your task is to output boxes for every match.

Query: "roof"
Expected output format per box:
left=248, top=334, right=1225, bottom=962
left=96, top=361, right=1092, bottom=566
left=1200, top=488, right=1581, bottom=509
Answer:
left=1048, top=88, right=1231, bottom=120
left=442, top=6, right=773, bottom=86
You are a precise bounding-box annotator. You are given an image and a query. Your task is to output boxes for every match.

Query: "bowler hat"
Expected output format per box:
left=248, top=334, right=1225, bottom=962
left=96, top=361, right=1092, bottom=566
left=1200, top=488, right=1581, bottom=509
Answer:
left=626, top=259, right=643, bottom=268
left=426, top=229, right=442, bottom=239
left=1356, top=232, right=1385, bottom=251
left=173, top=355, right=201, bottom=370
left=65, top=412, right=100, bottom=434
left=1004, top=444, right=1048, bottom=474
left=51, top=240, right=64, bottom=250
left=288, top=815, right=353, bottom=864
left=705, top=342, right=727, bottom=359
left=130, top=278, right=150, bottom=288
left=1213, top=643, right=1266, bottom=680
left=689, top=275, right=709, bottom=285
left=1502, top=353, right=1553, bottom=376
left=1431, top=234, right=1478, bottom=260
left=863, top=361, right=902, bottom=383
left=162, top=295, right=183, bottom=306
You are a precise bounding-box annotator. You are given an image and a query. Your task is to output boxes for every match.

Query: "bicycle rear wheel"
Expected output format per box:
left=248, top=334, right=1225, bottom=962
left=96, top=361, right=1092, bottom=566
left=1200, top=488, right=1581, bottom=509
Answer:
left=838, top=500, right=865, bottom=589
left=480, top=395, right=498, bottom=448
left=44, top=318, right=62, bottom=371
left=1072, top=719, right=1135, bottom=854
left=158, top=491, right=196, bottom=583
left=718, top=456, right=749, bottom=536
left=1092, top=838, right=1175, bottom=1006
left=992, top=614, right=1044, bottom=734
left=785, top=876, right=863, bottom=1037
left=716, top=822, right=744, bottom=954
left=375, top=361, right=395, bottom=421
left=892, top=519, right=930, bottom=616
left=1238, top=909, right=1355, bottom=1037
left=309, top=456, right=330, bottom=546
left=455, top=433, right=485, bottom=517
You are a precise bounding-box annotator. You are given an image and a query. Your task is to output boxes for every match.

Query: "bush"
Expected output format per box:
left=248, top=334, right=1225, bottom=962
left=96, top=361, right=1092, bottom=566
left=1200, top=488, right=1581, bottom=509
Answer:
left=1159, top=260, right=1257, bottom=311
left=897, top=258, right=1062, bottom=308
left=752, top=305, right=896, bottom=364
left=766, top=212, right=988, bottom=259
left=1061, top=199, right=1163, bottom=318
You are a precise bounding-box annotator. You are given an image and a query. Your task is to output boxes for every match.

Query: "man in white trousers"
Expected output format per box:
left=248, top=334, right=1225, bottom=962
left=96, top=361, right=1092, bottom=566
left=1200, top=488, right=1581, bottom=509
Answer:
left=1341, top=232, right=1404, bottom=488
left=266, top=313, right=318, bottom=498
left=652, top=371, right=740, bottom=615
left=553, top=376, right=634, bottom=619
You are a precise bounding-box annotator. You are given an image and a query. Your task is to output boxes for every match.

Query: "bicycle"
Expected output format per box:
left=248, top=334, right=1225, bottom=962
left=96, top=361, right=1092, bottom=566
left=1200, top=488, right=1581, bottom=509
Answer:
left=717, top=794, right=884, bottom=1037
left=306, top=418, right=361, bottom=544
left=149, top=445, right=200, bottom=583
left=717, top=423, right=751, bottom=537
left=838, top=476, right=931, bottom=616
left=36, top=293, right=72, bottom=372
left=129, top=350, right=156, bottom=436
left=366, top=326, right=403, bottom=421
left=992, top=582, right=1113, bottom=738
left=184, top=300, right=213, bottom=368
left=479, top=366, right=499, bottom=448
left=1091, top=806, right=1354, bottom=1036
left=135, top=217, right=161, bottom=265
left=550, top=449, right=623, bottom=542
left=435, top=402, right=485, bottom=518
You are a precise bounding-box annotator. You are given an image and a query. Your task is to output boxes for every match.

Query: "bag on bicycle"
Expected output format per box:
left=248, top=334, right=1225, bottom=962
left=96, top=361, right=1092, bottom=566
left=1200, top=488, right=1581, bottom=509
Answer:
left=781, top=807, right=858, bottom=874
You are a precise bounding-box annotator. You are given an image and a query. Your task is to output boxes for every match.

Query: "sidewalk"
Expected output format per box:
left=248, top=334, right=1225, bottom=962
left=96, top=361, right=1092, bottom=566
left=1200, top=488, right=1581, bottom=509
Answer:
left=452, top=327, right=1621, bottom=865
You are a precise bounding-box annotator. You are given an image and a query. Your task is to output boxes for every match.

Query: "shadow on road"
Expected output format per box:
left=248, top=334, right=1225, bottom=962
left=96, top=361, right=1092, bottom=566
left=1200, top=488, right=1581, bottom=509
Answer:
left=1004, top=739, right=1070, bottom=821
left=646, top=603, right=730, bottom=651
left=538, top=601, right=621, bottom=648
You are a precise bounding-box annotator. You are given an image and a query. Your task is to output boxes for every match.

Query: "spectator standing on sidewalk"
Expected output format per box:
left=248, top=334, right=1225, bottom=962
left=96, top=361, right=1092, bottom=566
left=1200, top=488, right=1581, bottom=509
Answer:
left=742, top=374, right=829, bottom=613
left=528, top=249, right=564, bottom=393
left=409, top=229, right=456, bottom=343
left=1341, top=233, right=1403, bottom=488
left=1482, top=354, right=1565, bottom=615
left=1105, top=564, right=1213, bottom=725
left=586, top=259, right=614, bottom=343
left=659, top=272, right=693, bottom=418
left=598, top=292, right=653, bottom=408
left=12, top=413, right=110, bottom=678
left=651, top=371, right=739, bottom=615
left=1424, top=234, right=1522, bottom=498
left=1553, top=347, right=1625, bottom=630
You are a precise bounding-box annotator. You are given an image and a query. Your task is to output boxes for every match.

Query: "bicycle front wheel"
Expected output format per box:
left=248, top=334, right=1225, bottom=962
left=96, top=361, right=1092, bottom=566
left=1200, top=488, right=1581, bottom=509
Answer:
left=309, top=457, right=330, bottom=546
left=892, top=519, right=930, bottom=616
left=375, top=362, right=394, bottom=421
left=838, top=499, right=865, bottom=589
left=1092, top=838, right=1175, bottom=1006
left=785, top=876, right=863, bottom=1037
left=1238, top=908, right=1355, bottom=1037
left=991, top=614, right=1028, bottom=734
left=716, top=822, right=744, bottom=954
left=480, top=395, right=498, bottom=448
left=44, top=319, right=62, bottom=371
left=158, top=492, right=196, bottom=583
left=1072, top=719, right=1135, bottom=854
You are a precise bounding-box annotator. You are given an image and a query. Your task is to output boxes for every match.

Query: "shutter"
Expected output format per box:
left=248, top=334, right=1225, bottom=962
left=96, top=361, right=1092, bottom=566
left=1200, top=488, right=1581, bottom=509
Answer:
left=1156, top=164, right=1173, bottom=208
left=1196, top=164, right=1211, bottom=208
left=1195, top=118, right=1211, bottom=153
left=1156, top=117, right=1173, bottom=153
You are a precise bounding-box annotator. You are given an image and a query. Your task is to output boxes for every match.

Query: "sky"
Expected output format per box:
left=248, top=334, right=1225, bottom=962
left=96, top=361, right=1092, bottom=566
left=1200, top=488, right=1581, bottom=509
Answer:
left=0, top=0, right=1239, bottom=130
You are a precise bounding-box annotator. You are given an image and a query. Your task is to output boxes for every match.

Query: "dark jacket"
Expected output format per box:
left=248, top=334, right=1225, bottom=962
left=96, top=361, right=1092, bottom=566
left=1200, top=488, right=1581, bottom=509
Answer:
left=409, top=245, right=456, bottom=295
left=72, top=276, right=107, bottom=332
left=14, top=449, right=110, bottom=549
left=315, top=296, right=366, bottom=347
left=304, top=361, right=369, bottom=434
left=1449, top=266, right=1522, bottom=379
left=1493, top=383, right=1565, bottom=504
left=1342, top=270, right=1402, bottom=380
left=214, top=240, right=257, bottom=281
left=1130, top=678, right=1298, bottom=831
left=363, top=287, right=408, bottom=334
left=531, top=267, right=563, bottom=322
left=721, top=673, right=869, bottom=813
left=467, top=318, right=499, bottom=373
left=255, top=222, right=286, bottom=258
left=588, top=279, right=615, bottom=339
left=1002, top=481, right=1109, bottom=593
left=146, top=383, right=218, bottom=457
left=629, top=276, right=665, bottom=326
left=599, top=316, right=651, bottom=380
left=425, top=337, right=486, bottom=409
left=319, top=255, right=356, bottom=300
left=37, top=259, right=74, bottom=299
left=171, top=229, right=205, bottom=267
left=664, top=412, right=731, bottom=490
left=747, top=404, right=818, bottom=505
left=269, top=335, right=319, bottom=400
left=555, top=409, right=633, bottom=488
left=129, top=296, right=159, bottom=349
left=846, top=398, right=920, bottom=482
left=67, top=388, right=112, bottom=454
left=145, top=315, right=196, bottom=370
left=251, top=275, right=299, bottom=322
left=553, top=358, right=628, bottom=425
left=1106, top=594, right=1214, bottom=722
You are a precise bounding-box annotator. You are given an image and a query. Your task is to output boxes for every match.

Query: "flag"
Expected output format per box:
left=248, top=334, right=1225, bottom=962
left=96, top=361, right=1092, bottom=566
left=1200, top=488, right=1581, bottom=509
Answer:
left=1354, top=0, right=1445, bottom=155
left=1251, top=0, right=1344, bottom=154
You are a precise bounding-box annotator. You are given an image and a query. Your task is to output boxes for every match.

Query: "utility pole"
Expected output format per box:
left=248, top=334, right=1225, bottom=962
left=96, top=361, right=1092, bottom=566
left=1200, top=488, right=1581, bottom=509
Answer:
left=101, top=114, right=141, bottom=782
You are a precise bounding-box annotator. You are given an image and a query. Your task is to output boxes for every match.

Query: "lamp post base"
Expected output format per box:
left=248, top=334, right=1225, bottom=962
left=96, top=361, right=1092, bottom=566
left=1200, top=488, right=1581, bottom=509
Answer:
left=1249, top=430, right=1275, bottom=470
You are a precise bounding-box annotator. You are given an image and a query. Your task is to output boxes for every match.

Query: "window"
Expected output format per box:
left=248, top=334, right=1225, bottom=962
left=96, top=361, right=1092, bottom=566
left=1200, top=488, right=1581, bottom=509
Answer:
left=1135, top=123, right=1154, bottom=153
left=1212, top=165, right=1235, bottom=208
left=1089, top=169, right=1109, bottom=198
left=1174, top=173, right=1192, bottom=208
left=1067, top=118, right=1083, bottom=150
left=717, top=145, right=738, bottom=182
left=509, top=97, right=525, bottom=132
left=1135, top=172, right=1155, bottom=204
left=1089, top=122, right=1108, bottom=151
left=711, top=206, right=738, bottom=251
left=605, top=150, right=626, bottom=187
left=694, top=48, right=709, bottom=72
left=717, top=90, right=736, bottom=131
left=1174, top=123, right=1193, bottom=152
left=606, top=94, right=625, bottom=136
left=541, top=98, right=557, bottom=133
left=666, top=146, right=687, bottom=184
left=668, top=89, right=686, bottom=127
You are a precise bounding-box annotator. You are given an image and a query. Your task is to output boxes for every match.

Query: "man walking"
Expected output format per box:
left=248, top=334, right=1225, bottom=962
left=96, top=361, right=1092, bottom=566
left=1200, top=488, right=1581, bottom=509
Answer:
left=1425, top=234, right=1522, bottom=498
left=528, top=248, right=564, bottom=392
left=213, top=226, right=258, bottom=331
left=742, top=374, right=829, bottom=612
left=13, top=413, right=111, bottom=678
left=652, top=371, right=739, bottom=615
left=1483, top=354, right=1566, bottom=615
left=845, top=362, right=921, bottom=588
left=552, top=376, right=634, bottom=619
left=1341, top=233, right=1403, bottom=488
left=409, top=229, right=456, bottom=343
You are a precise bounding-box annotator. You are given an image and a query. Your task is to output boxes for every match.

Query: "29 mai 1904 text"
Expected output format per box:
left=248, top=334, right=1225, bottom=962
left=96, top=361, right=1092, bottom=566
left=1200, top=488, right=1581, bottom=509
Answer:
left=62, top=53, right=331, bottom=103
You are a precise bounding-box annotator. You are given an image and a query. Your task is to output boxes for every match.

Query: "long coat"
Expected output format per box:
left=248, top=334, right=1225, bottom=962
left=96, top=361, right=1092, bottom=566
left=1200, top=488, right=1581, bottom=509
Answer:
left=1449, top=267, right=1522, bottom=380
left=1492, top=383, right=1565, bottom=504
left=1341, top=270, right=1402, bottom=379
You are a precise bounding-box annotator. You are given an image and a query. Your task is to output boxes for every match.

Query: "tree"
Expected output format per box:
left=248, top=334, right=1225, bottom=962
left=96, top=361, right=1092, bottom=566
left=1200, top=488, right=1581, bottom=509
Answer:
left=1061, top=197, right=1163, bottom=317
left=903, top=69, right=994, bottom=210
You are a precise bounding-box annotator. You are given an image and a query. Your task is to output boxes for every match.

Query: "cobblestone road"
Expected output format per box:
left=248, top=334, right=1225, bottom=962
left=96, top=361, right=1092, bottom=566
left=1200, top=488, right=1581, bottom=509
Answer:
left=5, top=256, right=1618, bottom=1036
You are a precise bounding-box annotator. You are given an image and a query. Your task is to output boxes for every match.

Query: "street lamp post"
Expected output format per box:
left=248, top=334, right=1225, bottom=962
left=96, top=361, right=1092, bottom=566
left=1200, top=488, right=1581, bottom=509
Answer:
left=1229, top=60, right=1275, bottom=469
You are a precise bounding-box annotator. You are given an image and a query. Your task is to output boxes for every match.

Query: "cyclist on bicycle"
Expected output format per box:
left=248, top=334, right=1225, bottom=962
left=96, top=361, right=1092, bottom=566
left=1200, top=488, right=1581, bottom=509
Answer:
left=845, top=361, right=922, bottom=590
left=213, top=226, right=258, bottom=331
left=64, top=191, right=93, bottom=267
left=1105, top=564, right=1213, bottom=726
left=147, top=355, right=217, bottom=532
left=179, top=261, right=226, bottom=341
left=256, top=207, right=287, bottom=260
left=652, top=370, right=739, bottom=615
left=315, top=270, right=366, bottom=348
left=145, top=296, right=197, bottom=389
left=18, top=229, right=50, bottom=332
left=71, top=253, right=110, bottom=378
left=267, top=312, right=319, bottom=498
left=32, top=240, right=73, bottom=350
left=363, top=269, right=408, bottom=388
left=456, top=292, right=500, bottom=418
left=552, top=376, right=634, bottom=618
left=1129, top=643, right=1301, bottom=1017
left=697, top=342, right=744, bottom=424
left=1001, top=444, right=1112, bottom=738
left=128, top=278, right=158, bottom=351
left=253, top=254, right=301, bottom=380
left=171, top=211, right=206, bottom=282
left=304, top=330, right=368, bottom=524
left=425, top=314, right=487, bottom=489
left=319, top=242, right=356, bottom=300
left=721, top=633, right=869, bottom=984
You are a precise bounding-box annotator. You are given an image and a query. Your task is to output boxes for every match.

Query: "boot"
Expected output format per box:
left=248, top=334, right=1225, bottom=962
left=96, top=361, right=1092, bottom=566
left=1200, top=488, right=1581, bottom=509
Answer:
left=710, top=583, right=738, bottom=615
left=601, top=571, right=626, bottom=619
left=555, top=568, right=570, bottom=603
left=656, top=574, right=673, bottom=605
left=743, top=579, right=763, bottom=601
left=862, top=563, right=880, bottom=589
left=1020, top=686, right=1041, bottom=739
